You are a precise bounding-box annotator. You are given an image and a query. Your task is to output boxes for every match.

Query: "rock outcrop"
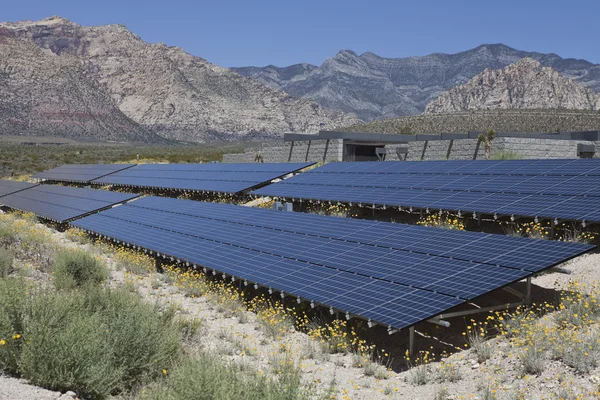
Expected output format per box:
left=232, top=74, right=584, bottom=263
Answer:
left=0, top=29, right=160, bottom=142
left=425, top=59, right=599, bottom=113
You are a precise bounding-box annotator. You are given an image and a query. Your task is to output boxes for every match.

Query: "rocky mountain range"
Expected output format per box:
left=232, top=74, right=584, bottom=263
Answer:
left=0, top=28, right=160, bottom=142
left=425, top=58, right=600, bottom=113
left=0, top=17, right=357, bottom=142
left=234, top=44, right=600, bottom=121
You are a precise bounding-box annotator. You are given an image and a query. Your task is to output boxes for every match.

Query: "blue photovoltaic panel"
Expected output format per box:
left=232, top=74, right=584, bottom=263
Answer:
left=251, top=159, right=600, bottom=222
left=32, top=164, right=136, bottom=183
left=91, top=162, right=315, bottom=194
left=0, top=185, right=139, bottom=222
left=0, top=180, right=38, bottom=198
left=72, top=197, right=593, bottom=330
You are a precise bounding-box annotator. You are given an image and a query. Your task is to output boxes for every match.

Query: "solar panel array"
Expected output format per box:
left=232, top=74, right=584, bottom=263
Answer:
left=0, top=185, right=139, bottom=223
left=0, top=180, right=38, bottom=198
left=72, top=197, right=592, bottom=330
left=91, top=162, right=315, bottom=194
left=252, top=159, right=600, bottom=223
left=32, top=164, right=136, bottom=183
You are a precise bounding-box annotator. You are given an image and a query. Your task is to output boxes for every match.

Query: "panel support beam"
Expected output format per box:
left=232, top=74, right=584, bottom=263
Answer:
left=288, top=141, right=295, bottom=162
left=409, top=326, right=415, bottom=356
left=446, top=139, right=454, bottom=160
left=473, top=139, right=482, bottom=160
left=305, top=140, right=312, bottom=162
left=435, top=301, right=524, bottom=320
left=420, top=141, right=428, bottom=161
left=323, top=139, right=330, bottom=162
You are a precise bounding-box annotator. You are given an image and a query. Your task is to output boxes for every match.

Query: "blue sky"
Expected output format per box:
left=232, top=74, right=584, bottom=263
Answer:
left=3, top=0, right=599, bottom=67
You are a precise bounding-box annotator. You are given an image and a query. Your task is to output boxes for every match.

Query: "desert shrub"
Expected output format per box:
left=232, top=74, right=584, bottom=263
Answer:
left=0, top=247, right=14, bottom=278
left=467, top=330, right=493, bottom=363
left=139, top=352, right=304, bottom=400
left=520, top=345, right=547, bottom=375
left=52, top=250, right=108, bottom=290
left=20, top=292, right=121, bottom=398
left=0, top=278, right=28, bottom=374
left=19, top=287, right=181, bottom=398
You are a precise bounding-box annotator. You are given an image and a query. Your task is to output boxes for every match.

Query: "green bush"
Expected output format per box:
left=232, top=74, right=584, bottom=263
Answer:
left=19, top=287, right=181, bottom=399
left=52, top=250, right=108, bottom=290
left=0, top=278, right=28, bottom=374
left=140, top=352, right=303, bottom=400
left=0, top=247, right=14, bottom=278
left=20, top=292, right=122, bottom=398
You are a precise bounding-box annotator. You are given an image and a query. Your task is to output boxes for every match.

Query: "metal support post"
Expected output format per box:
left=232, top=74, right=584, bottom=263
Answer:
left=409, top=326, right=415, bottom=356
left=446, top=140, right=454, bottom=160
left=420, top=141, right=428, bottom=161
left=288, top=141, right=295, bottom=162
left=526, top=277, right=532, bottom=306
left=155, top=258, right=163, bottom=273
left=473, top=139, right=482, bottom=160
left=305, top=140, right=312, bottom=162
left=323, top=139, right=330, bottom=162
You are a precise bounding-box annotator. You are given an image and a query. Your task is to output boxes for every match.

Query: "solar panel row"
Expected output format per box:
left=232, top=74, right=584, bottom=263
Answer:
left=92, top=162, right=315, bottom=194
left=32, top=164, right=136, bottom=183
left=0, top=180, right=38, bottom=198
left=252, top=159, right=600, bottom=223
left=72, top=197, right=592, bottom=330
left=317, top=159, right=600, bottom=176
left=0, top=185, right=139, bottom=222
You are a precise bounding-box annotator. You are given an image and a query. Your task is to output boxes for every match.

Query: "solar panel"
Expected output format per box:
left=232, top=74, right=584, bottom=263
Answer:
left=91, top=162, right=315, bottom=194
left=71, top=197, right=592, bottom=330
left=32, top=164, right=136, bottom=183
left=0, top=185, right=139, bottom=223
left=0, top=180, right=38, bottom=198
left=251, top=159, right=600, bottom=223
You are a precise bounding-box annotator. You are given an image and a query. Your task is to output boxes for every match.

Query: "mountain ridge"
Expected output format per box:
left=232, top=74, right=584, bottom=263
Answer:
left=0, top=16, right=359, bottom=142
left=233, top=44, right=600, bottom=121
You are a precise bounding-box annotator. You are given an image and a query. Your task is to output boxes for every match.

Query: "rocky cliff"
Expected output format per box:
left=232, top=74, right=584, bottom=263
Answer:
left=234, top=45, right=600, bottom=121
left=0, top=29, right=160, bottom=142
left=0, top=17, right=358, bottom=142
left=425, top=58, right=599, bottom=113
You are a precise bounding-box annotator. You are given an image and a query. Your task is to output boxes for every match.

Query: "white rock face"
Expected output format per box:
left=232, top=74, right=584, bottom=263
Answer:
left=0, top=17, right=359, bottom=142
left=425, top=58, right=600, bottom=113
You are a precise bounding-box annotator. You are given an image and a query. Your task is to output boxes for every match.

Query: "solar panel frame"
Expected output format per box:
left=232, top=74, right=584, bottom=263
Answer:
left=32, top=164, right=137, bottom=183
left=0, top=180, right=39, bottom=198
left=72, top=211, right=464, bottom=328
left=251, top=159, right=600, bottom=223
left=0, top=185, right=140, bottom=223
left=71, top=197, right=593, bottom=330
left=91, top=162, right=315, bottom=194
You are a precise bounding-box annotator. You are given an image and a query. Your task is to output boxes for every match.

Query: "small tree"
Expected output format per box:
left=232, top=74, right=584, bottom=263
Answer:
left=477, top=129, right=495, bottom=159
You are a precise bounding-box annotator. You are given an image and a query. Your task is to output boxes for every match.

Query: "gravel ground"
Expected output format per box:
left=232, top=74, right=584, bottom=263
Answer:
left=0, top=376, right=76, bottom=400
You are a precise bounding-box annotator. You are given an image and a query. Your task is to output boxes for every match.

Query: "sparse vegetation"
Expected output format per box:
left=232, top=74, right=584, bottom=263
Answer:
left=0, top=142, right=248, bottom=178
left=0, top=247, right=15, bottom=278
